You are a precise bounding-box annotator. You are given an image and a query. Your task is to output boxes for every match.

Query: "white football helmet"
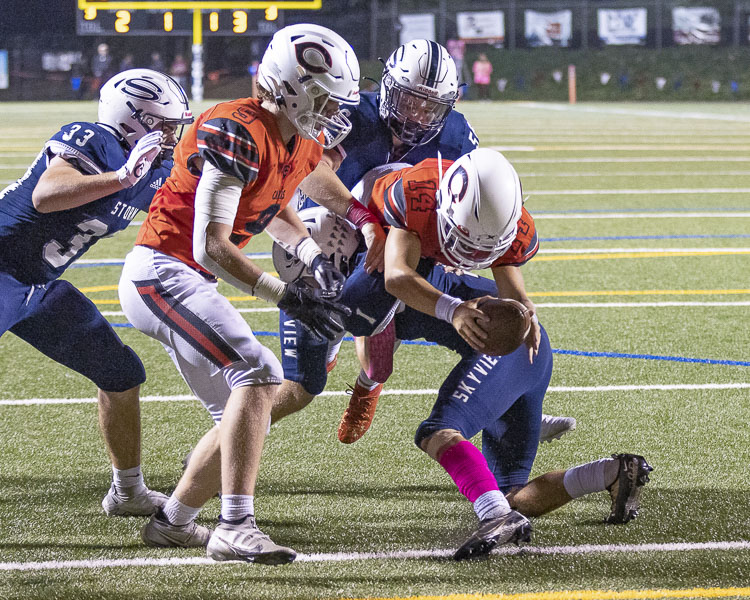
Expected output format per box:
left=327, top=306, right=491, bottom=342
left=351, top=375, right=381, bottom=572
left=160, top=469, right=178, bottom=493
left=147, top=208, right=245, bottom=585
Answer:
left=98, top=68, right=193, bottom=160
left=272, top=206, right=361, bottom=283
left=379, top=39, right=458, bottom=146
left=257, top=24, right=360, bottom=149
left=436, top=148, right=523, bottom=270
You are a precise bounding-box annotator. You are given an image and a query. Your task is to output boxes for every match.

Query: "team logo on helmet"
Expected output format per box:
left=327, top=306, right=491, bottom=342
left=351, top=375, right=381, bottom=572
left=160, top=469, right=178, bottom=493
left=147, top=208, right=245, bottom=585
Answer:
left=115, top=77, right=168, bottom=105
left=446, top=166, right=469, bottom=204
left=294, top=42, right=333, bottom=74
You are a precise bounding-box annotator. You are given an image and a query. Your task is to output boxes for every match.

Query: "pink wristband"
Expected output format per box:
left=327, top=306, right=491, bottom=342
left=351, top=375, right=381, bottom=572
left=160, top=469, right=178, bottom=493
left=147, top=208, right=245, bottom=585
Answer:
left=346, top=199, right=380, bottom=229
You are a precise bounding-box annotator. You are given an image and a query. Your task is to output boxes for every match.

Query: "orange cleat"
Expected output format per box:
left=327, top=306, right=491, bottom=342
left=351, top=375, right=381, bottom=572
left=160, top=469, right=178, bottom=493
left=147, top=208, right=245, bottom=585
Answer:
left=337, top=382, right=384, bottom=443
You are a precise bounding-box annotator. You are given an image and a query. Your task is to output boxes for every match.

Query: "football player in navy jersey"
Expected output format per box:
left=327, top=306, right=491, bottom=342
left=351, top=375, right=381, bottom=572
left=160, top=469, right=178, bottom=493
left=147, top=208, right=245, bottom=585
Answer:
left=273, top=40, right=575, bottom=445
left=0, top=69, right=193, bottom=517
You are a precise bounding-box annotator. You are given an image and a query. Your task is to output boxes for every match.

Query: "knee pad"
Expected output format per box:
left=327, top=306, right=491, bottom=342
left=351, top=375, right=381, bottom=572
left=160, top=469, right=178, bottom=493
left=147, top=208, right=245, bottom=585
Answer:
left=223, top=346, right=283, bottom=389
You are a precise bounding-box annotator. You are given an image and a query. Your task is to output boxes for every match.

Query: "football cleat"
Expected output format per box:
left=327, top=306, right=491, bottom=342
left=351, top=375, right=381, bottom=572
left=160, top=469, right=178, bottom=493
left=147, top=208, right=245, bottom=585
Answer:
left=453, top=510, right=532, bottom=561
left=102, top=484, right=168, bottom=517
left=337, top=382, right=383, bottom=444
left=606, top=453, right=653, bottom=524
left=142, top=509, right=212, bottom=548
left=538, top=414, right=577, bottom=444
left=207, top=515, right=296, bottom=565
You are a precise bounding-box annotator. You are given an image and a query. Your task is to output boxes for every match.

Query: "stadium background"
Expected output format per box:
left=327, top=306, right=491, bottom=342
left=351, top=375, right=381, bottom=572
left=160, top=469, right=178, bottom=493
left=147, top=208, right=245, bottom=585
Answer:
left=2, top=0, right=750, bottom=101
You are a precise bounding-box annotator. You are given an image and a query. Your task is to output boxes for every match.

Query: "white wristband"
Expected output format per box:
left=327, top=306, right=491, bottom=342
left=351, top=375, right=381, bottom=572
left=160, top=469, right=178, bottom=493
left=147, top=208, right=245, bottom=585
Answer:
left=435, top=294, right=463, bottom=323
left=251, top=272, right=287, bottom=304
left=295, top=236, right=323, bottom=268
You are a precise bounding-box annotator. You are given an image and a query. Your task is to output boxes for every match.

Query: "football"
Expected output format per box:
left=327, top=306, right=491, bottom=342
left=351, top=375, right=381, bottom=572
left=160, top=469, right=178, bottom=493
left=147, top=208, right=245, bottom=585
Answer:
left=476, top=297, right=532, bottom=356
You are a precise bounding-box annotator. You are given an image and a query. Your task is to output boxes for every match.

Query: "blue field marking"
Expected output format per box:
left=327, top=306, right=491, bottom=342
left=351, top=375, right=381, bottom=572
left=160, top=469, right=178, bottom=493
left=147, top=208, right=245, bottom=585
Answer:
left=110, top=323, right=750, bottom=366
left=543, top=234, right=750, bottom=242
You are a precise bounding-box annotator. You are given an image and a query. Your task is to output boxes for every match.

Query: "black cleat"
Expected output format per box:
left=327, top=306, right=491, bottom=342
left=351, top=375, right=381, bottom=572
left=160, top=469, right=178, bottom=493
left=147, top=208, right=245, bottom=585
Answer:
left=453, top=510, right=532, bottom=561
left=606, top=453, right=653, bottom=524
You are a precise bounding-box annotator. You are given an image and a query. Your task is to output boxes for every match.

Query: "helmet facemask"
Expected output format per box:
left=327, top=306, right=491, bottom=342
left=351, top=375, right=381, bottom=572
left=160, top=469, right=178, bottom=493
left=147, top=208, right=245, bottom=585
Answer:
left=381, top=74, right=454, bottom=146
left=290, top=76, right=353, bottom=149
left=124, top=101, right=194, bottom=162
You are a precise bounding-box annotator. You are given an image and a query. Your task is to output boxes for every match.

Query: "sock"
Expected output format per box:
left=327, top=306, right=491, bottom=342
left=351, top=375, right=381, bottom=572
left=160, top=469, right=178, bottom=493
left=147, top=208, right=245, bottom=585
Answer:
left=162, top=495, right=201, bottom=526
left=112, top=465, right=146, bottom=499
left=221, top=494, right=254, bottom=522
left=438, top=440, right=500, bottom=503
left=473, top=490, right=511, bottom=521
left=356, top=370, right=381, bottom=391
left=563, top=457, right=619, bottom=499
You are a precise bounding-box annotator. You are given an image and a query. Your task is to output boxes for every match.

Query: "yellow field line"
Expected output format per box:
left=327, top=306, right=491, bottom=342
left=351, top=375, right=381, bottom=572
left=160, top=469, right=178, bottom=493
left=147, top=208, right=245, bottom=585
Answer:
left=341, top=587, right=750, bottom=600
left=534, top=250, right=750, bottom=262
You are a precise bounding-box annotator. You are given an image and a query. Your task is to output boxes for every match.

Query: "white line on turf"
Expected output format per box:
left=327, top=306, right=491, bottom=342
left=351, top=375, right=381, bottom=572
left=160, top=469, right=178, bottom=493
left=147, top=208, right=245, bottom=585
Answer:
left=1, top=540, right=749, bottom=571
left=531, top=188, right=750, bottom=195
left=2, top=384, right=749, bottom=406
left=515, top=102, right=750, bottom=123
left=511, top=157, right=750, bottom=163
left=97, top=301, right=750, bottom=317
left=535, top=212, right=750, bottom=219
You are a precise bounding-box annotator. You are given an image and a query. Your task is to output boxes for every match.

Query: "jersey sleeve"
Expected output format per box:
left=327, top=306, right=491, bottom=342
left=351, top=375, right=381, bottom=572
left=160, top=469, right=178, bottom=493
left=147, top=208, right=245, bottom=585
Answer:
left=492, top=208, right=539, bottom=267
left=459, top=117, right=480, bottom=154
left=381, top=178, right=409, bottom=229
left=45, top=123, right=112, bottom=175
left=196, top=117, right=260, bottom=185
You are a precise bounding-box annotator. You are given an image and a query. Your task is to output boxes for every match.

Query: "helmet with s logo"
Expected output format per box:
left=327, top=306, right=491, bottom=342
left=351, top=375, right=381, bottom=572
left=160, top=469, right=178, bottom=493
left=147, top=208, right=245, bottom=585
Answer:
left=98, top=68, right=193, bottom=160
left=257, top=24, right=360, bottom=149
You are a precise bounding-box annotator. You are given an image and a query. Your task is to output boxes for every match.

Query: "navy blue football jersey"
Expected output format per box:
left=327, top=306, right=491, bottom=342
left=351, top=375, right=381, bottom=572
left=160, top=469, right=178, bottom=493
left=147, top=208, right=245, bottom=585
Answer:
left=0, top=122, right=171, bottom=285
left=335, top=92, right=479, bottom=190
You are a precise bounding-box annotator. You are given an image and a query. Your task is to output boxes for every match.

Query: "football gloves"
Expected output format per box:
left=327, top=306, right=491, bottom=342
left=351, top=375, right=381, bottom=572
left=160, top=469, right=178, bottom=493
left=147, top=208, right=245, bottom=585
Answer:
left=117, top=131, right=163, bottom=188
left=277, top=279, right=351, bottom=341
left=310, top=254, right=346, bottom=299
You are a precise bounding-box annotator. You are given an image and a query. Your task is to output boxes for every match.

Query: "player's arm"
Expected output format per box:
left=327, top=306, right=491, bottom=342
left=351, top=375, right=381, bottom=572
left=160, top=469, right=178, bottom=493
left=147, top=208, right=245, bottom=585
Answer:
left=32, top=131, right=163, bottom=213
left=298, top=150, right=386, bottom=274
left=192, top=162, right=348, bottom=339
left=383, top=227, right=488, bottom=351
left=491, top=264, right=540, bottom=362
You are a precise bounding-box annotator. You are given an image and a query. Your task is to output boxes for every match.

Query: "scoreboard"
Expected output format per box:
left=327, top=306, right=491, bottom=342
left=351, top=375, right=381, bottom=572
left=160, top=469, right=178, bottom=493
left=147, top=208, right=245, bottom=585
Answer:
left=76, top=9, right=281, bottom=36
left=76, top=1, right=321, bottom=36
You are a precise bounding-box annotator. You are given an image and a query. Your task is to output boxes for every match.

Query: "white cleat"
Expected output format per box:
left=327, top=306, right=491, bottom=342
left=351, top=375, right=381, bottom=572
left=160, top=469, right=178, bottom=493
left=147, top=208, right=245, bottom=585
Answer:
left=207, top=515, right=296, bottom=565
left=142, top=509, right=213, bottom=548
left=101, top=484, right=168, bottom=517
left=539, top=414, right=577, bottom=444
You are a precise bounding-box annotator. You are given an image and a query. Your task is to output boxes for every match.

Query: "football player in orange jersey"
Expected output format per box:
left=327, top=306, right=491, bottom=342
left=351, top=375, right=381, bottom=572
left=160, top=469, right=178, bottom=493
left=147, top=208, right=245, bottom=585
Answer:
left=270, top=149, right=652, bottom=559
left=348, top=149, right=651, bottom=559
left=118, top=24, right=361, bottom=564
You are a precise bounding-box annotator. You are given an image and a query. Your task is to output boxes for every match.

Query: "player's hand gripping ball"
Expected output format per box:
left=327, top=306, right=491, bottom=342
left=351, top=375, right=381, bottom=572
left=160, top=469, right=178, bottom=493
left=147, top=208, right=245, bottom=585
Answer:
left=475, top=296, right=532, bottom=356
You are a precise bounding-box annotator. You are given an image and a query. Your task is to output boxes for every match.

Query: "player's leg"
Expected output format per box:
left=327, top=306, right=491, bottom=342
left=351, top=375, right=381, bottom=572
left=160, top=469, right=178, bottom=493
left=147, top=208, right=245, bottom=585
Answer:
left=414, top=344, right=543, bottom=560
left=508, top=453, right=653, bottom=524
left=9, top=279, right=164, bottom=516
left=120, top=247, right=293, bottom=559
left=272, top=307, right=338, bottom=423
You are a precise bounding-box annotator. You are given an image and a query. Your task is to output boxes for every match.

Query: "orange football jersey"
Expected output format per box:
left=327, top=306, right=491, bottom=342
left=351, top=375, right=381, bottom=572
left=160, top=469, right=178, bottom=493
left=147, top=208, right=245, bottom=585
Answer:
left=136, top=98, right=323, bottom=273
left=368, top=158, right=538, bottom=268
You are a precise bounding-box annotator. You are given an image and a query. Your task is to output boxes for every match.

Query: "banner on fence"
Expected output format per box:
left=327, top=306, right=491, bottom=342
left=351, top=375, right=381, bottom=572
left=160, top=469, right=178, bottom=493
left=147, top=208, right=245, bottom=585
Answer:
left=398, top=13, right=435, bottom=45
left=597, top=8, right=647, bottom=45
left=672, top=7, right=720, bottom=45
left=457, top=11, right=505, bottom=44
left=525, top=10, right=572, bottom=47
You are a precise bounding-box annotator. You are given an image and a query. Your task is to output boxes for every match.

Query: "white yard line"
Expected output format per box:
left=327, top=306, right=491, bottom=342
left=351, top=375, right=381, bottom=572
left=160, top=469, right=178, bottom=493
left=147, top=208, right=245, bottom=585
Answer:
left=1, top=540, right=748, bottom=571
left=535, top=212, right=750, bottom=219
left=515, top=102, right=750, bottom=123
left=521, top=170, right=750, bottom=177
left=530, top=188, right=750, bottom=195
left=511, top=157, right=750, bottom=163
left=2, top=384, right=749, bottom=406
left=536, top=247, right=750, bottom=254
